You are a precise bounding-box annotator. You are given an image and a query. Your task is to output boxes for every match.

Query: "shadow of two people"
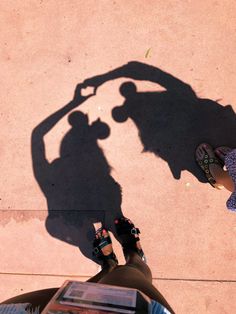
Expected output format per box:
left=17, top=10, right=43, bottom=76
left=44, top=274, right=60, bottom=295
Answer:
left=31, top=61, right=236, bottom=261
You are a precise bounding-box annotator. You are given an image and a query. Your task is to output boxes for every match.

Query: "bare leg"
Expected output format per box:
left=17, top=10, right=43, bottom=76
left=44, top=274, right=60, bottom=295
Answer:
left=122, top=234, right=173, bottom=311
left=124, top=249, right=152, bottom=283
left=87, top=264, right=117, bottom=283
left=208, top=166, right=233, bottom=191
left=97, top=265, right=174, bottom=313
left=1, top=288, right=58, bottom=313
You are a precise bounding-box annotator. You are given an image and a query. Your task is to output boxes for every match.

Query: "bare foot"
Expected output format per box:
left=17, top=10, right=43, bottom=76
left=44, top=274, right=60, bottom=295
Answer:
left=93, top=223, right=118, bottom=268
left=215, top=146, right=233, bottom=163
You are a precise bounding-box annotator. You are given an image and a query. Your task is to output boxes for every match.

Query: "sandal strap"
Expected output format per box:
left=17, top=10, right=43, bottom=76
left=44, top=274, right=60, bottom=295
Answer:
left=93, top=234, right=112, bottom=253
left=198, top=156, right=219, bottom=168
left=115, top=217, right=146, bottom=262
left=116, top=219, right=140, bottom=236
left=93, top=238, right=112, bottom=254
left=93, top=229, right=118, bottom=265
left=131, top=227, right=140, bottom=236
left=205, top=156, right=219, bottom=165
left=95, top=227, right=103, bottom=236
left=98, top=236, right=112, bottom=249
left=196, top=151, right=222, bottom=188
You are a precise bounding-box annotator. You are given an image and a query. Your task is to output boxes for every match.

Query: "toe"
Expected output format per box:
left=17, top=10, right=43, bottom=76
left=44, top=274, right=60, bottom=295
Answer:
left=201, top=143, right=215, bottom=158
left=215, top=148, right=225, bottom=160
left=195, top=143, right=207, bottom=160
left=102, top=229, right=109, bottom=238
left=215, top=146, right=232, bottom=160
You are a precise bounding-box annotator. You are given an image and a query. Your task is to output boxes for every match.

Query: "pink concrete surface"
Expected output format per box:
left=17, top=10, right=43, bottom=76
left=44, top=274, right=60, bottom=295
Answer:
left=1, top=1, right=236, bottom=313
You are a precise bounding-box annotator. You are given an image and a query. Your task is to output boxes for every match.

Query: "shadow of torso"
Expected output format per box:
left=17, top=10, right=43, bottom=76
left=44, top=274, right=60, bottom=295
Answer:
left=32, top=113, right=122, bottom=261
left=47, top=129, right=121, bottom=212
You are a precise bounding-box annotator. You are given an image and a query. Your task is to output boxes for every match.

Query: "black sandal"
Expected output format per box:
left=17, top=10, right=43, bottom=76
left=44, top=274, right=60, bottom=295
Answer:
left=93, top=227, right=118, bottom=267
left=196, top=144, right=224, bottom=189
left=114, top=217, right=147, bottom=263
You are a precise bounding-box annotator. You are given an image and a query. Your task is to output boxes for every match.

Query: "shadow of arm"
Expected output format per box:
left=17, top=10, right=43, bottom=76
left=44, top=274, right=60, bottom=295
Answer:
left=31, top=87, right=93, bottom=191
left=31, top=100, right=77, bottom=191
left=84, top=61, right=196, bottom=98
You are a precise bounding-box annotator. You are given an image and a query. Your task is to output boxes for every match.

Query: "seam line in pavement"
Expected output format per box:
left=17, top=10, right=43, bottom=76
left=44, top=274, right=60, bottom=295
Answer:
left=1, top=272, right=236, bottom=283
left=0, top=210, right=104, bottom=211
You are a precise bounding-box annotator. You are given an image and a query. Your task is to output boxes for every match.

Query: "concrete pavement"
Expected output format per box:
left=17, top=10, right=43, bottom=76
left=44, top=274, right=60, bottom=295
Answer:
left=0, top=1, right=236, bottom=313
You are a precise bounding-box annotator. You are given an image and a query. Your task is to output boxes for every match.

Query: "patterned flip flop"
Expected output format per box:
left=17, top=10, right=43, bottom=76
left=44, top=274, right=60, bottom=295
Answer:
left=196, top=146, right=224, bottom=189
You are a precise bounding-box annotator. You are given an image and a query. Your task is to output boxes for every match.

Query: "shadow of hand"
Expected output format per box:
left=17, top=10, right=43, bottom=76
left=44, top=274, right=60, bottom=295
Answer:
left=73, top=83, right=96, bottom=104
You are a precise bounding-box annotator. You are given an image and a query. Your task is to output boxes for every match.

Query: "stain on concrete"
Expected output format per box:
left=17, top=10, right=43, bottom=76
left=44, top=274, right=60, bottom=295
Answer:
left=0, top=210, right=47, bottom=227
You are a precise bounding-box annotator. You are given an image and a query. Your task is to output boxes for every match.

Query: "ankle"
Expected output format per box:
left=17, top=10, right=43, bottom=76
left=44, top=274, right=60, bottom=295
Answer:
left=209, top=165, right=234, bottom=191
left=209, top=164, right=225, bottom=181
left=102, top=259, right=117, bottom=270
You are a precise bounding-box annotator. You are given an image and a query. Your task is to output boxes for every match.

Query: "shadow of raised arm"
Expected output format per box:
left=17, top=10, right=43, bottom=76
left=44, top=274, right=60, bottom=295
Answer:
left=31, top=84, right=94, bottom=193
left=84, top=61, right=196, bottom=98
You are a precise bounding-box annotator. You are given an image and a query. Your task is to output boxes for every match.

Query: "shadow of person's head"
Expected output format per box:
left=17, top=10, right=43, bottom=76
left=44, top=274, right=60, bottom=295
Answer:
left=112, top=81, right=138, bottom=123
left=59, top=111, right=110, bottom=160
left=68, top=111, right=89, bottom=129
left=68, top=111, right=110, bottom=138
left=120, top=81, right=137, bottom=98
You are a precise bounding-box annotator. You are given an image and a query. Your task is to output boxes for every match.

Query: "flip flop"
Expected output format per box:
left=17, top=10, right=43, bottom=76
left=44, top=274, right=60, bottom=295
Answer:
left=195, top=143, right=224, bottom=189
